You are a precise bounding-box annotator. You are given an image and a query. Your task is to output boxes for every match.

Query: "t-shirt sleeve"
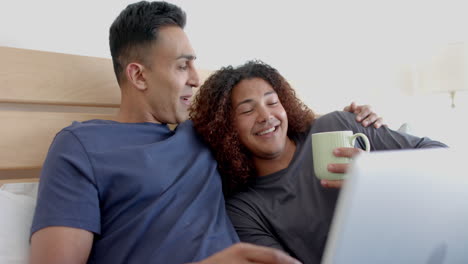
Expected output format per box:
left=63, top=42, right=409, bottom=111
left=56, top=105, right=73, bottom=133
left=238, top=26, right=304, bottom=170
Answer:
left=226, top=199, right=286, bottom=252
left=31, top=130, right=101, bottom=236
left=314, top=111, right=448, bottom=150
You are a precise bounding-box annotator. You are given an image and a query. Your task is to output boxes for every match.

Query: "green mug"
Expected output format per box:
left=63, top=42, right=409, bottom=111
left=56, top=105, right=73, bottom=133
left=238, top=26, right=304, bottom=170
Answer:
left=311, top=130, right=370, bottom=180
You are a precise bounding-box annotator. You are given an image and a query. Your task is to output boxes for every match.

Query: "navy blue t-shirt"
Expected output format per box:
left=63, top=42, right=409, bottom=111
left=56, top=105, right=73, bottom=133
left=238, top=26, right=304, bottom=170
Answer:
left=31, top=120, right=239, bottom=263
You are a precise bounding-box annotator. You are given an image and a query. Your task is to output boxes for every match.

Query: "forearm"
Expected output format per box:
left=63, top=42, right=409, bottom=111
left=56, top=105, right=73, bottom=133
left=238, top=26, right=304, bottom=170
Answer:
left=189, top=243, right=300, bottom=264
left=411, top=136, right=448, bottom=149
left=30, top=226, right=93, bottom=264
left=369, top=125, right=448, bottom=150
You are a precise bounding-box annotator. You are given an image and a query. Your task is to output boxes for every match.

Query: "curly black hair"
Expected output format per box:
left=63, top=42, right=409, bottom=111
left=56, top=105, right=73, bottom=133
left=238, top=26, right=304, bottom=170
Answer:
left=190, top=60, right=315, bottom=196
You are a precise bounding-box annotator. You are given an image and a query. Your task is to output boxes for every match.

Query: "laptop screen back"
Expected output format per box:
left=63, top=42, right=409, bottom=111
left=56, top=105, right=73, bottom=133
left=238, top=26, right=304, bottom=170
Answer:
left=322, top=148, right=468, bottom=264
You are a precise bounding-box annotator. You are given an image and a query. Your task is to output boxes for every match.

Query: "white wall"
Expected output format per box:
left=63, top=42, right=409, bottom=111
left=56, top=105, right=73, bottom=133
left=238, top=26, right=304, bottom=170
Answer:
left=1, top=0, right=467, bottom=148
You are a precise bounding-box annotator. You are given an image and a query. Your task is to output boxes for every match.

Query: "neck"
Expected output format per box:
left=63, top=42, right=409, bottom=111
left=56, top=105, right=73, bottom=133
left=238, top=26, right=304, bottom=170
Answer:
left=254, top=137, right=296, bottom=177
left=116, top=88, right=161, bottom=124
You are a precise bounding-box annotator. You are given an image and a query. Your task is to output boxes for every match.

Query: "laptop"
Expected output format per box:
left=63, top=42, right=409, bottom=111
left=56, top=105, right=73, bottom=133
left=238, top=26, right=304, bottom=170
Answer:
left=321, top=148, right=468, bottom=264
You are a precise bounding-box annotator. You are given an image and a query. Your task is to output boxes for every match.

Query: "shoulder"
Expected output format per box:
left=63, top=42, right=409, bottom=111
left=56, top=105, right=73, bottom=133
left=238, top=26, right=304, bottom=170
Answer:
left=175, top=120, right=196, bottom=134
left=226, top=191, right=254, bottom=210
left=177, top=120, right=215, bottom=150
left=54, top=120, right=116, bottom=150
left=315, top=110, right=356, bottom=125
left=312, top=111, right=357, bottom=132
left=62, top=119, right=117, bottom=133
left=225, top=192, right=258, bottom=222
left=58, top=119, right=114, bottom=141
left=46, top=126, right=92, bottom=165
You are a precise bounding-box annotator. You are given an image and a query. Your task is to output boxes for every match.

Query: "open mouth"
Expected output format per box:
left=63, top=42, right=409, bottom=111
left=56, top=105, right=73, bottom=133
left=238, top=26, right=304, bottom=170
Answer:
left=180, top=96, right=192, bottom=106
left=255, top=126, right=278, bottom=136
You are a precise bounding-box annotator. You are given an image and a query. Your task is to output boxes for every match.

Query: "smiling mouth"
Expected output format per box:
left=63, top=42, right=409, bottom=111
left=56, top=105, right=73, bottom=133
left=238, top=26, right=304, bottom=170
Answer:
left=256, top=126, right=278, bottom=136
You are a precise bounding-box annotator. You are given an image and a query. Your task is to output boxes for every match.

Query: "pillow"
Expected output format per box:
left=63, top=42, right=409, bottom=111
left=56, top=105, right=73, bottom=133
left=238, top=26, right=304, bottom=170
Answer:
left=0, top=187, right=37, bottom=264
left=0, top=183, right=38, bottom=199
left=397, top=122, right=412, bottom=134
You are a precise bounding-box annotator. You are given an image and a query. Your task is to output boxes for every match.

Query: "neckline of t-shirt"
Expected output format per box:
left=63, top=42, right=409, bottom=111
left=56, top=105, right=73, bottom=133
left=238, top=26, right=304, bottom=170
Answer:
left=86, top=119, right=173, bottom=129
left=252, top=133, right=305, bottom=186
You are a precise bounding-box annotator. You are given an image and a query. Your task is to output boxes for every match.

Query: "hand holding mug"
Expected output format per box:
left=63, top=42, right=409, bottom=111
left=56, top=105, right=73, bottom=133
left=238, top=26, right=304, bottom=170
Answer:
left=311, top=130, right=370, bottom=188
left=321, top=147, right=364, bottom=188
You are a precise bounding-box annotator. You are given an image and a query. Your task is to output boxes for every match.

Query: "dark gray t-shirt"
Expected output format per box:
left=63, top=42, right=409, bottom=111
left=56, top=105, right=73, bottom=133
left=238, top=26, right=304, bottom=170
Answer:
left=226, top=111, right=447, bottom=264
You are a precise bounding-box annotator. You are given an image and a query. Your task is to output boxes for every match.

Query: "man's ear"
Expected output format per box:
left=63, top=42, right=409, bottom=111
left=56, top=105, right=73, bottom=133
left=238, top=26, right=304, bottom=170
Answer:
left=126, top=62, right=147, bottom=91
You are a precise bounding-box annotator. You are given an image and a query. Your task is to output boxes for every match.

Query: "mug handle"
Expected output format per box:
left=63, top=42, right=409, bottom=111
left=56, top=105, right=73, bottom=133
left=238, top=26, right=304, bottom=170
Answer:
left=350, top=133, right=370, bottom=152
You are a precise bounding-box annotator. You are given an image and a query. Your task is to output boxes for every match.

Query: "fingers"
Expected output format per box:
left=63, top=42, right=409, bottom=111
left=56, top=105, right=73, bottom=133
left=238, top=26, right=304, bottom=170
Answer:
left=343, top=102, right=384, bottom=128
left=321, top=148, right=364, bottom=190
left=354, top=105, right=372, bottom=123
left=321, top=180, right=343, bottom=189
left=333, top=147, right=363, bottom=158
left=372, top=117, right=384, bottom=128
left=352, top=104, right=388, bottom=128
left=343, top=101, right=357, bottom=112
left=197, top=243, right=301, bottom=264
left=327, top=147, right=363, bottom=175
left=240, top=243, right=301, bottom=264
left=327, top=163, right=349, bottom=174
left=360, top=112, right=377, bottom=127
left=360, top=113, right=387, bottom=128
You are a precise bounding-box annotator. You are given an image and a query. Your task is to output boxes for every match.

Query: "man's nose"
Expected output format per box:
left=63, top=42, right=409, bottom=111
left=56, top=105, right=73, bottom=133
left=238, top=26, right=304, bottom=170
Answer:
left=189, top=68, right=201, bottom=88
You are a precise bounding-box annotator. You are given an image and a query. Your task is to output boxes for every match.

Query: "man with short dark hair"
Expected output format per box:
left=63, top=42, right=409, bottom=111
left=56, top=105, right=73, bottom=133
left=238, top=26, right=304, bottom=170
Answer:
left=30, top=2, right=302, bottom=263
left=30, top=2, right=380, bottom=264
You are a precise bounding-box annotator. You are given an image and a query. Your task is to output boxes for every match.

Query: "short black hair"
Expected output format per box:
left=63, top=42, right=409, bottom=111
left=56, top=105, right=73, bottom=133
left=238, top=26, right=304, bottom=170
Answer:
left=109, top=1, right=186, bottom=84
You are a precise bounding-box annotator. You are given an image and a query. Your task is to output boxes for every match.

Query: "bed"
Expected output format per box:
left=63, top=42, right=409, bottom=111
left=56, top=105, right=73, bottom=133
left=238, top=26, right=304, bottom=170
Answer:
left=0, top=46, right=211, bottom=263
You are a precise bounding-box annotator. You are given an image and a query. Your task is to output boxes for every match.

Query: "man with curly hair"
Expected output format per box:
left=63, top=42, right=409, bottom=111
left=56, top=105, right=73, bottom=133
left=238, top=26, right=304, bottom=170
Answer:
left=190, top=60, right=447, bottom=264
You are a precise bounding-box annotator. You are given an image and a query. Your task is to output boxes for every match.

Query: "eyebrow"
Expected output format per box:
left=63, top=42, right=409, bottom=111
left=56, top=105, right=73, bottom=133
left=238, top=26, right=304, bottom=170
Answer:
left=176, top=54, right=197, bottom=61
left=235, top=91, right=277, bottom=109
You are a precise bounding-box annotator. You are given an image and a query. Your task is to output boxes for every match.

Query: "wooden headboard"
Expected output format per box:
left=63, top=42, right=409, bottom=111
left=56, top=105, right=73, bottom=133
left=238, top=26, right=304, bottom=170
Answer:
left=0, top=46, right=211, bottom=184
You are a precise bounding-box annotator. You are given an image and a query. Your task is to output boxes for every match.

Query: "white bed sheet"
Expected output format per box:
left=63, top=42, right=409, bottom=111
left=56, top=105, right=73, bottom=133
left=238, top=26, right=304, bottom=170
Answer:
left=0, top=183, right=38, bottom=264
